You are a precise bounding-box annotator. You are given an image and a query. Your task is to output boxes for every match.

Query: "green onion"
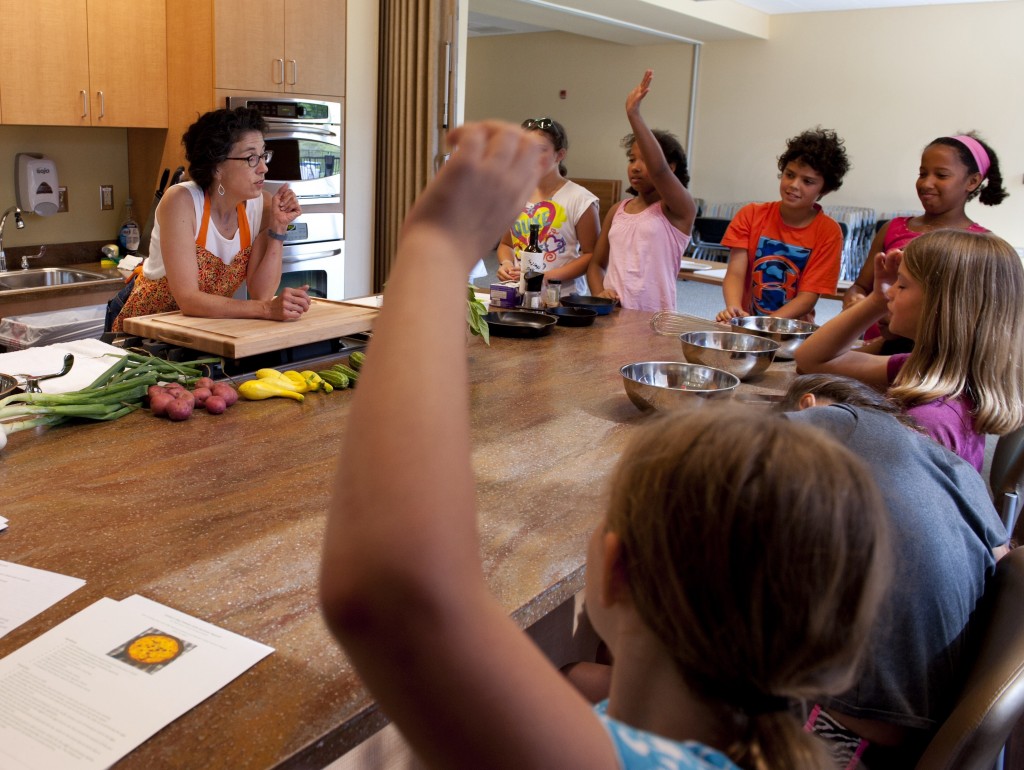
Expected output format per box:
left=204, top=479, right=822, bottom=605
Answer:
left=0, top=352, right=219, bottom=451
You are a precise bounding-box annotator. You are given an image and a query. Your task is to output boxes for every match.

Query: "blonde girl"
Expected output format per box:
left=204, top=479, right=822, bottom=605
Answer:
left=797, top=229, right=1024, bottom=470
left=320, top=121, right=891, bottom=770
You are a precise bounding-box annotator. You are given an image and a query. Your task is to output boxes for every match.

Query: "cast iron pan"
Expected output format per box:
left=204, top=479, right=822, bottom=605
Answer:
left=545, top=306, right=597, bottom=327
left=561, top=294, right=616, bottom=315
left=484, top=311, right=557, bottom=338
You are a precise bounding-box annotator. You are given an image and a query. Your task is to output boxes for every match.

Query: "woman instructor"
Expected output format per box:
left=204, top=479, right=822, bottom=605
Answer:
left=109, top=107, right=310, bottom=332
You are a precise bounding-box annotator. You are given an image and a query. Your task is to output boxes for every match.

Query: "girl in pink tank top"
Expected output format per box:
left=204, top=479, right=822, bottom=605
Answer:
left=587, top=70, right=696, bottom=312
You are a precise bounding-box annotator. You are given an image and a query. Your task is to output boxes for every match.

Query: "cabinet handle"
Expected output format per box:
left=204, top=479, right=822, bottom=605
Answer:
left=274, top=58, right=284, bottom=84
left=288, top=59, right=297, bottom=86
left=80, top=90, right=88, bottom=119
left=97, top=91, right=105, bottom=119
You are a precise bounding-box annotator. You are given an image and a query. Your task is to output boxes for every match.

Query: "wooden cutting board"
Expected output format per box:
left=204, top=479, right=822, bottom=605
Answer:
left=122, top=299, right=377, bottom=358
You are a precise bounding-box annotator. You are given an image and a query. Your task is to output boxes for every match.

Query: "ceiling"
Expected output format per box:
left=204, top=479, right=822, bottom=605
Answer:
left=468, top=0, right=1013, bottom=44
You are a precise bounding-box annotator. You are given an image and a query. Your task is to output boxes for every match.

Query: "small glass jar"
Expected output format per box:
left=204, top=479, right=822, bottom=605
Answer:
left=544, top=280, right=562, bottom=308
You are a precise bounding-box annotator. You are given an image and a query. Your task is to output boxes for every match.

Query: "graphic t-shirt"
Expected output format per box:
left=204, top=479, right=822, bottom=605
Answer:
left=721, top=201, right=842, bottom=316
left=509, top=180, right=598, bottom=296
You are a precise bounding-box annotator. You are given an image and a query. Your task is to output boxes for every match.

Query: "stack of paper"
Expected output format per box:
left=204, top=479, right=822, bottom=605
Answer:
left=0, top=560, right=85, bottom=639
left=0, top=591, right=273, bottom=769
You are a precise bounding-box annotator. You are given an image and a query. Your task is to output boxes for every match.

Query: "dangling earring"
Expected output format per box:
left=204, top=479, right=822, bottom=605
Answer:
left=217, top=183, right=225, bottom=196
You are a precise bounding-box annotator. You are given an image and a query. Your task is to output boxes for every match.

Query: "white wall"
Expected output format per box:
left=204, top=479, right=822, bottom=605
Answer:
left=343, top=0, right=379, bottom=298
left=692, top=0, right=1024, bottom=247
left=465, top=32, right=694, bottom=189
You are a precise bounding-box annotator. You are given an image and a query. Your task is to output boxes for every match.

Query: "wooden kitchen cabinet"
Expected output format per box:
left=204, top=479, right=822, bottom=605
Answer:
left=215, top=0, right=345, bottom=98
left=0, top=0, right=167, bottom=128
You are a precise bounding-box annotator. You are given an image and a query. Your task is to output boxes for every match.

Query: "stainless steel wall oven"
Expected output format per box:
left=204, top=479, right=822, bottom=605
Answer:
left=226, top=96, right=345, bottom=300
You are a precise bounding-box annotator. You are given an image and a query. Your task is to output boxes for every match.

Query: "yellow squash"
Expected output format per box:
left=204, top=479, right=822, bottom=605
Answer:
left=238, top=379, right=305, bottom=402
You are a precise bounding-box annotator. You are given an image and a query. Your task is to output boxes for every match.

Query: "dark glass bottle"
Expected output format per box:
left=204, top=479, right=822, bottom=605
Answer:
left=518, top=223, right=543, bottom=301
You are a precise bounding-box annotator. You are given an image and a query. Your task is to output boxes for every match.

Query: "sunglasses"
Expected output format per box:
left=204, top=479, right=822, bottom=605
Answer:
left=522, top=118, right=554, bottom=130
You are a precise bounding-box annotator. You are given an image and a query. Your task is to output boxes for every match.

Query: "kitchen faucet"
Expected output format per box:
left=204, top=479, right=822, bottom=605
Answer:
left=0, top=205, right=26, bottom=272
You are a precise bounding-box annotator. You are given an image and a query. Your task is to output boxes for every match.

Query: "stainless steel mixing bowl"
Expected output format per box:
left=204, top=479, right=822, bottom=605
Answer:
left=679, top=330, right=779, bottom=381
left=620, top=361, right=739, bottom=412
left=728, top=316, right=819, bottom=360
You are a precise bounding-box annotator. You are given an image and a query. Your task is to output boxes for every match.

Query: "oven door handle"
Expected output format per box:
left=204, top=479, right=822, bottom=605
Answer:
left=282, top=247, right=343, bottom=263
left=265, top=125, right=338, bottom=139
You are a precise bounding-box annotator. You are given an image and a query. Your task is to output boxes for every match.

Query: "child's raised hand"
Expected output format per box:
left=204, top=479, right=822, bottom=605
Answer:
left=401, top=121, right=544, bottom=265
left=873, top=248, right=903, bottom=299
left=625, top=69, right=653, bottom=117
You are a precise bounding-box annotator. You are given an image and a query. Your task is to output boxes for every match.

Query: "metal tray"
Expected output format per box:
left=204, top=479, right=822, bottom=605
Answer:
left=484, top=311, right=557, bottom=338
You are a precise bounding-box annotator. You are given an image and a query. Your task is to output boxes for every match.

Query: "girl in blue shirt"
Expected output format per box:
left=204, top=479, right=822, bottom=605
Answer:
left=319, top=121, right=892, bottom=770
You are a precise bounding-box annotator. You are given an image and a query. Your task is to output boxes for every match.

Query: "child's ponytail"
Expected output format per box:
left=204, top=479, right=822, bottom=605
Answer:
left=730, top=711, right=837, bottom=770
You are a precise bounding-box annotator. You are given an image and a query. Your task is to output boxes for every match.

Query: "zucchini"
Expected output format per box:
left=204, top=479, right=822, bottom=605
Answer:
left=349, top=351, right=366, bottom=371
left=318, top=370, right=350, bottom=389
left=332, top=363, right=359, bottom=383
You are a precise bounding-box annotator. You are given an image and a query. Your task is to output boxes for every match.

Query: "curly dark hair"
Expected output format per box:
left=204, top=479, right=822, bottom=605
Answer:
left=777, top=127, right=850, bottom=196
left=927, top=133, right=1008, bottom=206
left=621, top=130, right=690, bottom=194
left=522, top=117, right=569, bottom=177
left=181, top=107, right=269, bottom=191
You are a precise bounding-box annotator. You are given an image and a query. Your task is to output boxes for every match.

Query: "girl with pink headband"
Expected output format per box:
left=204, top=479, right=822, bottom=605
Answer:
left=844, top=131, right=1007, bottom=313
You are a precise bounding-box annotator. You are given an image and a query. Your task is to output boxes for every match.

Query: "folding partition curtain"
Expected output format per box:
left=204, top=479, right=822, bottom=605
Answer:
left=373, top=0, right=457, bottom=291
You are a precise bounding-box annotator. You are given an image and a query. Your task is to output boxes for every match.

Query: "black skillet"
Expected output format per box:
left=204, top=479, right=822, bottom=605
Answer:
left=483, top=311, right=556, bottom=338
left=561, top=294, right=616, bottom=315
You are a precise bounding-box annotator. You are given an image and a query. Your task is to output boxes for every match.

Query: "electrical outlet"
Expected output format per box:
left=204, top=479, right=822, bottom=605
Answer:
left=100, top=185, right=113, bottom=211
left=57, top=186, right=69, bottom=213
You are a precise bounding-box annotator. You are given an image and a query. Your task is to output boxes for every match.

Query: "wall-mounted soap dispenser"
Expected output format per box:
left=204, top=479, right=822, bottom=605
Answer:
left=15, top=153, right=59, bottom=216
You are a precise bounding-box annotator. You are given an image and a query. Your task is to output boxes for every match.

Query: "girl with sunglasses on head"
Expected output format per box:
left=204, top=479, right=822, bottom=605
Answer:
left=495, top=117, right=600, bottom=298
left=587, top=69, right=697, bottom=312
left=108, top=106, right=310, bottom=332
left=843, top=132, right=1008, bottom=316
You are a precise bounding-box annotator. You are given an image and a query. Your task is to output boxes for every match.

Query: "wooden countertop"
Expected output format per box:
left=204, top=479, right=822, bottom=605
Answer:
left=0, top=308, right=794, bottom=768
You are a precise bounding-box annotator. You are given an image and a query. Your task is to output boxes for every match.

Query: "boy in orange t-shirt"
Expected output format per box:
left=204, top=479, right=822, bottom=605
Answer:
left=716, top=128, right=849, bottom=323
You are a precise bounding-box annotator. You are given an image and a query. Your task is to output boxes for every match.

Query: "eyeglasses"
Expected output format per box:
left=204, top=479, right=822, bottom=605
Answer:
left=522, top=118, right=554, bottom=130
left=224, top=150, right=274, bottom=168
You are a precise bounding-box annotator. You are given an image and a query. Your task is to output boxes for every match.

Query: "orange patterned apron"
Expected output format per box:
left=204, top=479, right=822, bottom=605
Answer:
left=111, top=195, right=252, bottom=332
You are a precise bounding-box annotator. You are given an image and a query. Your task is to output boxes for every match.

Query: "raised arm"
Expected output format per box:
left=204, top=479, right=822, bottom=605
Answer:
left=843, top=222, right=889, bottom=309
left=625, top=70, right=696, bottom=234
left=320, top=122, right=617, bottom=770
left=794, top=251, right=902, bottom=390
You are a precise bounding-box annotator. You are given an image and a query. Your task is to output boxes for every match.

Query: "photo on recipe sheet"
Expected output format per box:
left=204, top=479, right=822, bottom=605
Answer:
left=107, top=627, right=195, bottom=674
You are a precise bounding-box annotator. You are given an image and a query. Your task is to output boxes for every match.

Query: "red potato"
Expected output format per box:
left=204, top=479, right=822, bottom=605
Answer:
left=165, top=396, right=194, bottom=421
left=192, top=387, right=212, bottom=406
left=173, top=389, right=195, bottom=406
left=204, top=395, right=227, bottom=414
left=210, top=383, right=238, bottom=407
left=195, top=376, right=215, bottom=390
left=149, top=392, right=176, bottom=417
left=147, top=384, right=168, bottom=400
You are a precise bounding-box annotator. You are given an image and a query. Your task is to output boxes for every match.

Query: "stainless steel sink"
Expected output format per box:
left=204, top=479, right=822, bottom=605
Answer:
left=0, top=267, right=111, bottom=291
